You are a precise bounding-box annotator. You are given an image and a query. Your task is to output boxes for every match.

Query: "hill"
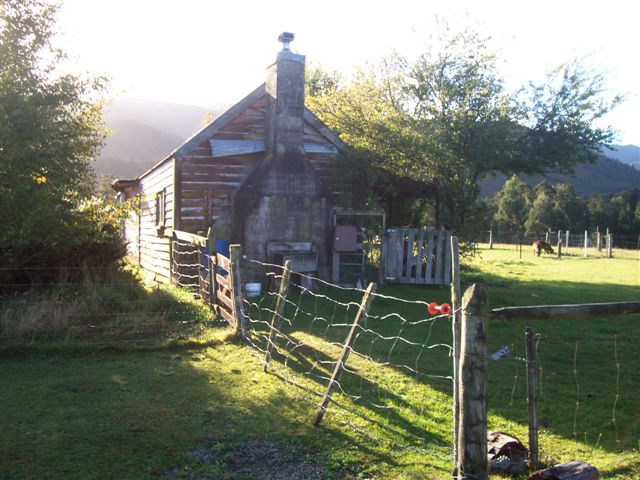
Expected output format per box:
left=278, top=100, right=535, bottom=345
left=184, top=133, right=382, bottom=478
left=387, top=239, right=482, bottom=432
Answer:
left=96, top=99, right=227, bottom=178
left=602, top=144, right=640, bottom=170
left=481, top=155, right=640, bottom=197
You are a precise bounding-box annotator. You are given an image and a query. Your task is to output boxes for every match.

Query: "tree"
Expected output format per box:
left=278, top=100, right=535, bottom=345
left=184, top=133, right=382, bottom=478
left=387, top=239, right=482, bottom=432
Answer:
left=307, top=28, right=621, bottom=238
left=0, top=0, right=118, bottom=273
left=524, top=190, right=568, bottom=237
left=494, top=175, right=531, bottom=232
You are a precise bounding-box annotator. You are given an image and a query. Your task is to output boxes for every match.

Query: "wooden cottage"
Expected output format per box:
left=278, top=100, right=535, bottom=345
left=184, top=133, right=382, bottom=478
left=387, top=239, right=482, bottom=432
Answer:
left=112, top=33, right=353, bottom=284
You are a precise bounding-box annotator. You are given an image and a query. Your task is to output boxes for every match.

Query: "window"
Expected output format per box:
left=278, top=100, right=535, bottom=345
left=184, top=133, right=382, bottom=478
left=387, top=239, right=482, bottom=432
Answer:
left=154, top=190, right=166, bottom=228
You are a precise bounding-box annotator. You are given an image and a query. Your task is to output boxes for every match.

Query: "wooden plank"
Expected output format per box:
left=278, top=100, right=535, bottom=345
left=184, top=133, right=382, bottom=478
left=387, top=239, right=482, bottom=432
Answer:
left=405, top=229, right=416, bottom=282
left=218, top=307, right=236, bottom=327
left=444, top=233, right=452, bottom=285
left=216, top=253, right=231, bottom=271
left=217, top=291, right=233, bottom=310
left=215, top=273, right=230, bottom=289
left=415, top=227, right=425, bottom=283
left=173, top=229, right=207, bottom=247
left=425, top=229, right=435, bottom=284
left=434, top=228, right=445, bottom=285
left=491, top=301, right=640, bottom=321
left=396, top=229, right=405, bottom=280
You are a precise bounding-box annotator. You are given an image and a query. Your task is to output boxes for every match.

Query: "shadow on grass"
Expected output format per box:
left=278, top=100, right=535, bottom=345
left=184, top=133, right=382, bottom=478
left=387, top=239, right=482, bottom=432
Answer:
left=250, top=272, right=640, bottom=460
left=1, top=338, right=408, bottom=480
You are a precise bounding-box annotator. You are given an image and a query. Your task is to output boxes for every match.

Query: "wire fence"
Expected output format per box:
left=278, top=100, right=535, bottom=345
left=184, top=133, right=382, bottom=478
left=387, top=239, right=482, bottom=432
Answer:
left=0, top=262, right=219, bottom=349
left=487, top=320, right=640, bottom=463
left=240, top=256, right=456, bottom=459
left=474, top=229, right=640, bottom=253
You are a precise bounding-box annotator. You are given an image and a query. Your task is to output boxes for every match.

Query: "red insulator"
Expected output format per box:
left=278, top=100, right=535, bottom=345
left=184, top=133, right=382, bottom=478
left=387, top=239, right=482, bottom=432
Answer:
left=428, top=302, right=452, bottom=315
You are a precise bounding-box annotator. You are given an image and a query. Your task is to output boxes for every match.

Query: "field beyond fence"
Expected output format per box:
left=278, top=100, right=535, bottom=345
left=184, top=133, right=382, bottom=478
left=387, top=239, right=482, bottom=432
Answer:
left=1, top=243, right=639, bottom=479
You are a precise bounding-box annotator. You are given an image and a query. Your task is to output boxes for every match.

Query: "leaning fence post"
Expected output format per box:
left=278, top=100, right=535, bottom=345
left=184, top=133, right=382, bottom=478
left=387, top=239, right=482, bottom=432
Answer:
left=450, top=237, right=462, bottom=467
left=264, top=260, right=292, bottom=371
left=525, top=327, right=539, bottom=469
left=314, top=282, right=377, bottom=427
left=229, top=244, right=247, bottom=338
left=457, top=283, right=489, bottom=480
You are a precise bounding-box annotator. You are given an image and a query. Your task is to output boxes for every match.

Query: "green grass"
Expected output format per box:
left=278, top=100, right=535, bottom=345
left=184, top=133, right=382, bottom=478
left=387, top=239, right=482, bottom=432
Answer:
left=1, top=248, right=639, bottom=479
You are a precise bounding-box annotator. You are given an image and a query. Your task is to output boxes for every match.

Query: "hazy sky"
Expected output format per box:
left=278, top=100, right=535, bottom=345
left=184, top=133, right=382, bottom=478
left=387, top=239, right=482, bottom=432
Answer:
left=58, top=0, right=639, bottom=145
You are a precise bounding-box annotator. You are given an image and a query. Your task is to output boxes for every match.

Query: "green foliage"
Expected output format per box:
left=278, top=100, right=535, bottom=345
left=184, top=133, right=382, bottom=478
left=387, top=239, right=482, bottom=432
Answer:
left=490, top=177, right=639, bottom=237
left=494, top=175, right=532, bottom=232
left=307, top=27, right=620, bottom=238
left=0, top=0, right=119, bottom=278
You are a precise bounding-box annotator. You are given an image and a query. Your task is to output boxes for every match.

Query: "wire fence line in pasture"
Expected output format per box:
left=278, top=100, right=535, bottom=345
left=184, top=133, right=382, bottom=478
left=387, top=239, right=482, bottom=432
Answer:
left=459, top=293, right=640, bottom=479
left=0, top=266, right=218, bottom=349
left=239, top=256, right=457, bottom=460
left=477, top=229, right=639, bottom=257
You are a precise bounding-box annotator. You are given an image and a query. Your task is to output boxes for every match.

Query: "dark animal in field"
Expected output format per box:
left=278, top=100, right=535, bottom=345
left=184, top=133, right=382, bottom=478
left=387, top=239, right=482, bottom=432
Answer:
left=532, top=240, right=554, bottom=256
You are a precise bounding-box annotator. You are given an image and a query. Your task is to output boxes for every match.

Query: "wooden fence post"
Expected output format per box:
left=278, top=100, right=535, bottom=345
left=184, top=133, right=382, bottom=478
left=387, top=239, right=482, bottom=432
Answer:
left=557, top=238, right=562, bottom=259
left=596, top=229, right=602, bottom=252
left=314, top=282, right=377, bottom=427
left=450, top=237, right=462, bottom=467
left=197, top=231, right=207, bottom=301
left=229, top=244, right=247, bottom=338
left=206, top=227, right=216, bottom=306
left=488, top=229, right=493, bottom=250
left=519, top=236, right=522, bottom=259
left=264, top=260, right=292, bottom=371
left=583, top=231, right=588, bottom=258
left=566, top=230, right=570, bottom=252
left=378, top=233, right=388, bottom=286
left=457, top=283, right=489, bottom=480
left=525, top=327, right=539, bottom=469
left=606, top=233, right=613, bottom=258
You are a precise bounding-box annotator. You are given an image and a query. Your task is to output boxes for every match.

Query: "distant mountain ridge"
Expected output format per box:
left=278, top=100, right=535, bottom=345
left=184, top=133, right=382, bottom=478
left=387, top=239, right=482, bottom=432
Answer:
left=480, top=155, right=640, bottom=197
left=96, top=99, right=640, bottom=197
left=96, top=98, right=227, bottom=177
left=602, top=144, right=640, bottom=170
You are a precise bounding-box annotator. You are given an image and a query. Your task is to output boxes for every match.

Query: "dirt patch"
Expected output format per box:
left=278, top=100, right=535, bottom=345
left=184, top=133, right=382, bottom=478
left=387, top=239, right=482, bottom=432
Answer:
left=167, top=439, right=340, bottom=480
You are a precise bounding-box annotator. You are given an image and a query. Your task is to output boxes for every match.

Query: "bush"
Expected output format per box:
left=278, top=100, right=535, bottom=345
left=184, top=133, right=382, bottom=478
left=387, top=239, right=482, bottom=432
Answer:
left=0, top=196, right=131, bottom=286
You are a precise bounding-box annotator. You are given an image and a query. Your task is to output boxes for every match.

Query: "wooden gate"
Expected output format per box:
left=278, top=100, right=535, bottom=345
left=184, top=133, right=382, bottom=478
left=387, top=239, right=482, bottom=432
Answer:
left=382, top=227, right=451, bottom=285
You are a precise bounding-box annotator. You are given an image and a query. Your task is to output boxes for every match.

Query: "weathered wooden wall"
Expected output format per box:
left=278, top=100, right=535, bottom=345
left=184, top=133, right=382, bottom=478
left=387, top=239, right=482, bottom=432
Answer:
left=176, top=94, right=350, bottom=237
left=138, top=158, right=175, bottom=283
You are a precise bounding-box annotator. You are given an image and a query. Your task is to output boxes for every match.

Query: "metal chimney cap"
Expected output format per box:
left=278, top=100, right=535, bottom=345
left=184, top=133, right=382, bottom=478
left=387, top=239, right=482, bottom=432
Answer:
left=278, top=32, right=295, bottom=51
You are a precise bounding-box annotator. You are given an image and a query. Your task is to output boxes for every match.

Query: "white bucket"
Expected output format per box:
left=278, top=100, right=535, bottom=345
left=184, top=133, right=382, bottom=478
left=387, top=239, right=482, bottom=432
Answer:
left=245, top=282, right=262, bottom=297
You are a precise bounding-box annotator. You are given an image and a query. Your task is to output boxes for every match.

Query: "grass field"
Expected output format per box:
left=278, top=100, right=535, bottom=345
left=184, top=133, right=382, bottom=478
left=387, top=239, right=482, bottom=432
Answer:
left=1, top=246, right=639, bottom=479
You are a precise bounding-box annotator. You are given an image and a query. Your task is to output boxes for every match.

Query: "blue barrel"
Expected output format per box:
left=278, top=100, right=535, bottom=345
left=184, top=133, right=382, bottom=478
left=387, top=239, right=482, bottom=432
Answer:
left=215, top=240, right=231, bottom=258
